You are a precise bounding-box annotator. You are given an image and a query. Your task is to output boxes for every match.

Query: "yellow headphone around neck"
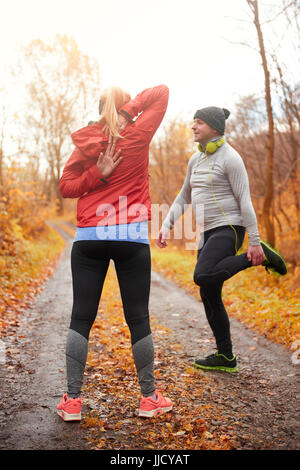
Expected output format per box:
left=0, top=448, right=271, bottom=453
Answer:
left=198, top=136, right=225, bottom=154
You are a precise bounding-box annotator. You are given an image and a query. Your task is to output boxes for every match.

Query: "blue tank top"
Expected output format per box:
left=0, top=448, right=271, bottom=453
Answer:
left=74, top=221, right=149, bottom=244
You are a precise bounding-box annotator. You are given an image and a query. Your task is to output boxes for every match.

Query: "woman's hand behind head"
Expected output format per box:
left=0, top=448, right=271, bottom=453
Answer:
left=117, top=113, right=129, bottom=133
left=102, top=114, right=129, bottom=141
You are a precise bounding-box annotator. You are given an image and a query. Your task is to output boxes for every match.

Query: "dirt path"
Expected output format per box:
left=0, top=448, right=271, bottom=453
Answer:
left=0, top=223, right=299, bottom=450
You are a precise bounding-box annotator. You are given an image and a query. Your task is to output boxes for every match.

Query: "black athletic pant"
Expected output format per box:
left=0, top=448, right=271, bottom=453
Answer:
left=193, top=225, right=252, bottom=356
left=70, top=241, right=151, bottom=343
left=67, top=240, right=155, bottom=398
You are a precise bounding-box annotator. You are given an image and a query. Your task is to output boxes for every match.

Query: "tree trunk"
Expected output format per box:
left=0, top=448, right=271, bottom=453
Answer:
left=275, top=60, right=300, bottom=234
left=56, top=184, right=64, bottom=215
left=248, top=0, right=275, bottom=246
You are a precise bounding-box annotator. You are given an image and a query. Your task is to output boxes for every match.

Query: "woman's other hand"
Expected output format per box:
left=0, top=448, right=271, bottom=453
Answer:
left=97, top=141, right=122, bottom=179
left=117, top=113, right=129, bottom=133
left=103, top=114, right=129, bottom=141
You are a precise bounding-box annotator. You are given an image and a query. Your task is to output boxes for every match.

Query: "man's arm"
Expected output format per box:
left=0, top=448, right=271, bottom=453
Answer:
left=225, top=151, right=265, bottom=265
left=157, top=154, right=196, bottom=247
left=225, top=151, right=261, bottom=246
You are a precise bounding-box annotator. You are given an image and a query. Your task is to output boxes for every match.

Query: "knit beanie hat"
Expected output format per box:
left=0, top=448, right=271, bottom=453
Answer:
left=193, top=107, right=230, bottom=135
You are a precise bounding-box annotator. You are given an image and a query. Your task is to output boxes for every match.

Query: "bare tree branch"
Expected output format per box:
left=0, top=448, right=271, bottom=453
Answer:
left=260, top=0, right=298, bottom=25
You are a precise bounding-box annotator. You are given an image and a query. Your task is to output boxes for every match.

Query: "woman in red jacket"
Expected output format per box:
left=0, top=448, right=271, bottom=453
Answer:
left=57, top=85, right=173, bottom=420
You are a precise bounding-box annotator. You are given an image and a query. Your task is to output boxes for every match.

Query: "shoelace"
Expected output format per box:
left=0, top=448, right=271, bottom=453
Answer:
left=206, top=353, right=218, bottom=360
left=265, top=265, right=270, bottom=274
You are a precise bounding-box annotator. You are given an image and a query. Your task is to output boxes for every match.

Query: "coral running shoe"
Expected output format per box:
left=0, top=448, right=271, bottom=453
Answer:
left=138, top=390, right=173, bottom=418
left=57, top=393, right=82, bottom=421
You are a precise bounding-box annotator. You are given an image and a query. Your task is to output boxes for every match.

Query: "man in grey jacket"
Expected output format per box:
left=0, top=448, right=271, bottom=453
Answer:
left=157, top=106, right=287, bottom=372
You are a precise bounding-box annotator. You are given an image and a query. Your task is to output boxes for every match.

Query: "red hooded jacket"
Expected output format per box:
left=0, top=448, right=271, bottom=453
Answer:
left=59, top=84, right=169, bottom=227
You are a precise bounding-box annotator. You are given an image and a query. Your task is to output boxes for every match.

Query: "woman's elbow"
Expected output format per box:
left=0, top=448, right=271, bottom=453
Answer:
left=58, top=181, right=78, bottom=199
left=158, top=84, right=169, bottom=93
left=160, top=84, right=169, bottom=103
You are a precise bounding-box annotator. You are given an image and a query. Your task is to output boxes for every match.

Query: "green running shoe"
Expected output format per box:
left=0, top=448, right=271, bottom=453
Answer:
left=194, top=352, right=238, bottom=373
left=260, top=239, right=288, bottom=275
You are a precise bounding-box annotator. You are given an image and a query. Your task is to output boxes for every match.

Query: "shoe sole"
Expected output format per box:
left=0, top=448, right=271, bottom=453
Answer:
left=193, top=363, right=238, bottom=373
left=138, top=405, right=173, bottom=418
left=260, top=240, right=287, bottom=275
left=57, top=410, right=82, bottom=421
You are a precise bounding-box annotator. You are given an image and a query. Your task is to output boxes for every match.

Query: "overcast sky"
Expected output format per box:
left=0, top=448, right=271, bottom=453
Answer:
left=0, top=0, right=297, bottom=126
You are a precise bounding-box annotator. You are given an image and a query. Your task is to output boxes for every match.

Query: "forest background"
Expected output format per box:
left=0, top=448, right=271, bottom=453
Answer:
left=0, top=0, right=299, bottom=364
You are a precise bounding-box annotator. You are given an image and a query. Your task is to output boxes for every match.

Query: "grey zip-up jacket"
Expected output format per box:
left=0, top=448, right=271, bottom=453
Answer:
left=161, top=137, right=260, bottom=246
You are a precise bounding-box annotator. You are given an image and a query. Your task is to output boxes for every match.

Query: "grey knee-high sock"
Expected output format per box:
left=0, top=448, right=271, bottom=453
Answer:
left=66, top=328, right=88, bottom=398
left=132, top=334, right=155, bottom=397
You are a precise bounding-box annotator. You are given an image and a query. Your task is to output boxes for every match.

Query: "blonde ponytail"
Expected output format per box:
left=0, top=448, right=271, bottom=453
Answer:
left=98, top=87, right=131, bottom=138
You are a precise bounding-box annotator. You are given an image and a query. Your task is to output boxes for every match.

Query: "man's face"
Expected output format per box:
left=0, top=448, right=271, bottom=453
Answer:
left=191, top=119, right=218, bottom=143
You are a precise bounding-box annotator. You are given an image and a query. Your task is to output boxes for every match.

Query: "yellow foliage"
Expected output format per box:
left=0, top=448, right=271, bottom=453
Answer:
left=0, top=164, right=66, bottom=336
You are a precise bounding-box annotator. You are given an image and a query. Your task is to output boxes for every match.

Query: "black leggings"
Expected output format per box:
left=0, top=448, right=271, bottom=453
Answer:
left=70, top=241, right=151, bottom=344
left=193, top=225, right=252, bottom=356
